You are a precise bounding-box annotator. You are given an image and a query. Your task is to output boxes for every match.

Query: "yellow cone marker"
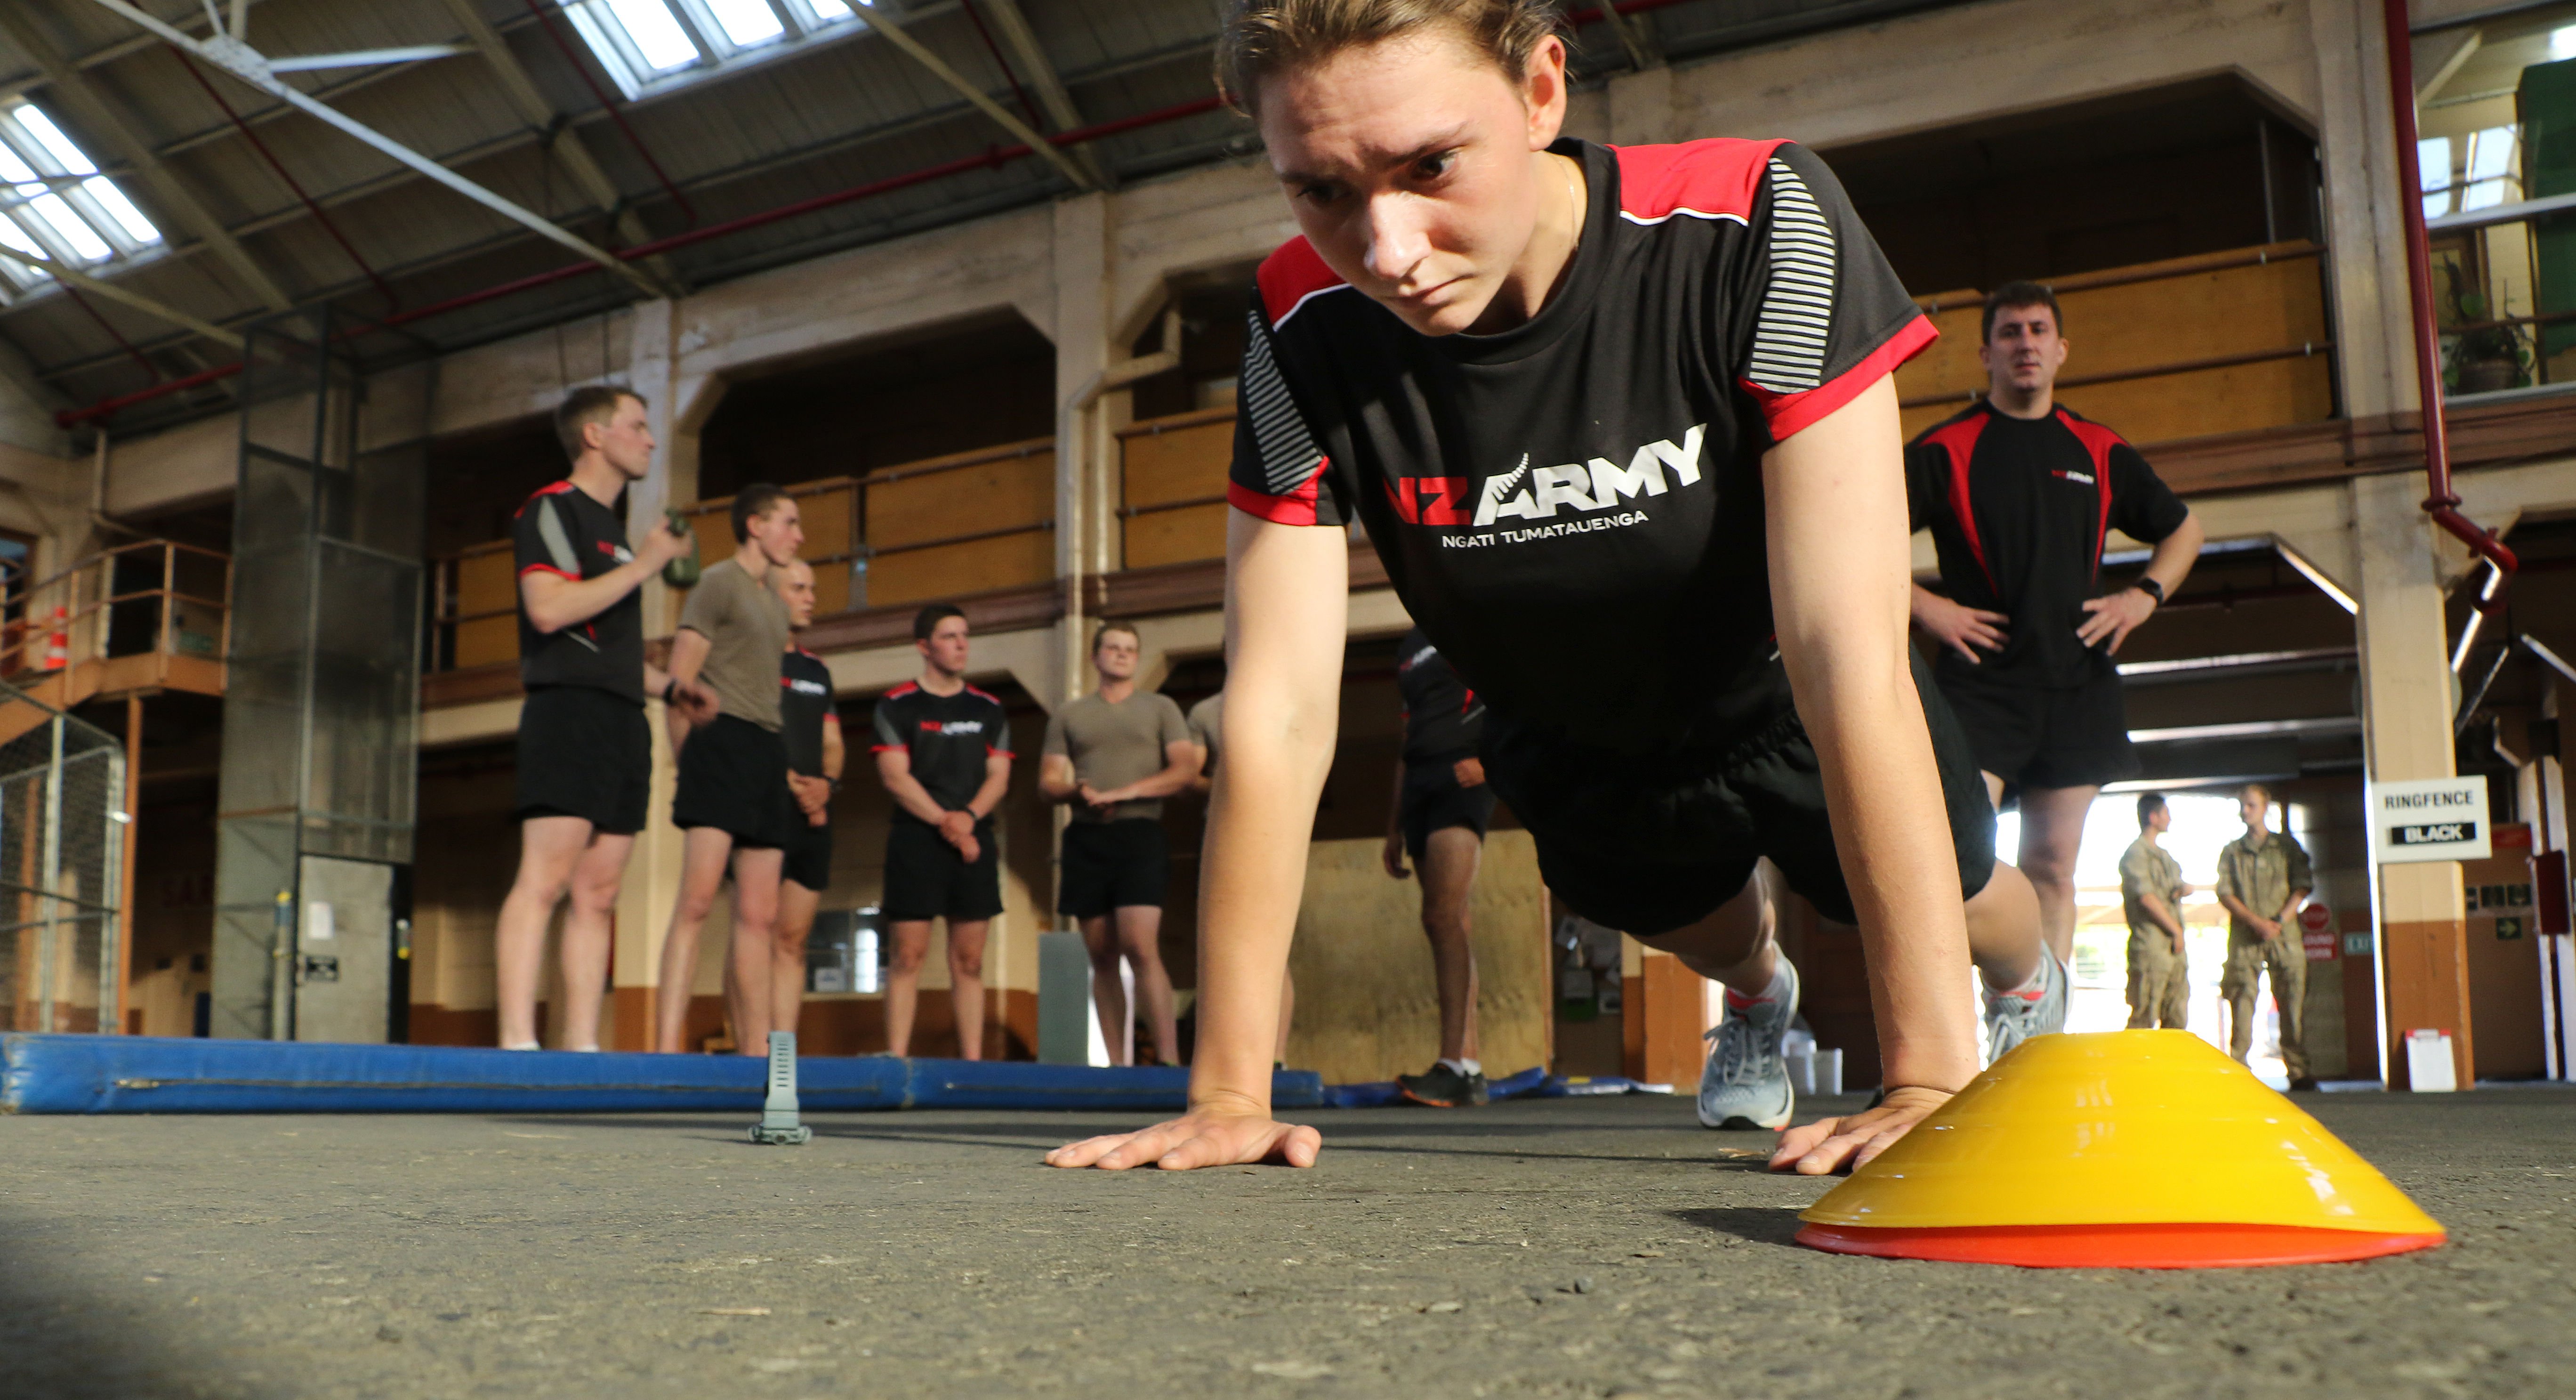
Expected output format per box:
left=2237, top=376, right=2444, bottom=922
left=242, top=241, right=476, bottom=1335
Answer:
left=1798, top=1030, right=2445, bottom=1268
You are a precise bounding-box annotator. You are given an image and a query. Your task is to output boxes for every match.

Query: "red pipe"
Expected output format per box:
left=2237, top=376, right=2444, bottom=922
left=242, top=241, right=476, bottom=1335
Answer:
left=62, top=285, right=161, bottom=387
left=1563, top=0, right=1693, bottom=28
left=2383, top=0, right=2517, bottom=614
left=54, top=95, right=1228, bottom=429
left=959, top=0, right=1048, bottom=134
left=179, top=52, right=401, bottom=312
left=519, top=0, right=699, bottom=227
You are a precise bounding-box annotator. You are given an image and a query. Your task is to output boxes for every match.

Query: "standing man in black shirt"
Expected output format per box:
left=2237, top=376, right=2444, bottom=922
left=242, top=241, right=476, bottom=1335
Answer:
left=495, top=385, right=709, bottom=1052
left=1051, top=2, right=2053, bottom=1177
left=1383, top=628, right=1494, bottom=1107
left=871, top=604, right=1013, bottom=1059
left=1906, top=283, right=2204, bottom=985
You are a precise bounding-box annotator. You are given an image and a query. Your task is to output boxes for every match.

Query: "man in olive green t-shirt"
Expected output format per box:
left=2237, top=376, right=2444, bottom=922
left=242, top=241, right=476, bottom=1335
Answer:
left=655, top=485, right=802, bottom=1056
left=1041, top=622, right=1198, bottom=1065
left=2117, top=792, right=2191, bottom=1029
left=2214, top=783, right=2316, bottom=1088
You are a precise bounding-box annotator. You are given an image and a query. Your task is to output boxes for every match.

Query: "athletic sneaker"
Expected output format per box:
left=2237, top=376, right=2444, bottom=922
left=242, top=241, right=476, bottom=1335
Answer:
left=1982, top=947, right=2069, bottom=1066
left=1697, top=962, right=1798, bottom=1130
left=1398, top=1062, right=1488, bottom=1107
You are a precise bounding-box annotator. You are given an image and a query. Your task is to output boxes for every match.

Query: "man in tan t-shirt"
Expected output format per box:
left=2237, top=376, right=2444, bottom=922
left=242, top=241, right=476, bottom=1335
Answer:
left=2118, top=792, right=2191, bottom=1029
left=654, top=484, right=802, bottom=1055
left=1041, top=622, right=1197, bottom=1065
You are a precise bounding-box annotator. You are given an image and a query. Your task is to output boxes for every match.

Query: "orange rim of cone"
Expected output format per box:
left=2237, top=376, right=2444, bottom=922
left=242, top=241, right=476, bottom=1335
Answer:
left=1796, top=1222, right=2445, bottom=1270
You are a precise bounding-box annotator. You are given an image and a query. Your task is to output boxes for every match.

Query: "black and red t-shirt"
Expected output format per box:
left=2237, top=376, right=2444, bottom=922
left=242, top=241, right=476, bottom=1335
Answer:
left=1227, top=138, right=1930, bottom=749
left=780, top=647, right=838, bottom=778
left=1395, top=628, right=1484, bottom=766
left=512, top=479, right=644, bottom=704
left=1904, top=403, right=2189, bottom=688
left=869, top=680, right=1010, bottom=824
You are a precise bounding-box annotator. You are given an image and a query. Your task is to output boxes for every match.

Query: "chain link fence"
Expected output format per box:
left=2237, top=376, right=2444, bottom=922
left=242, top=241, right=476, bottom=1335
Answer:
left=0, top=681, right=125, bottom=1034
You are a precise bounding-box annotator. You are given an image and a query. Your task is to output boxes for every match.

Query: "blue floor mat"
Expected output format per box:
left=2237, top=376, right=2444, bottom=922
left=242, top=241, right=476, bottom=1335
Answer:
left=0, top=1034, right=1325, bottom=1115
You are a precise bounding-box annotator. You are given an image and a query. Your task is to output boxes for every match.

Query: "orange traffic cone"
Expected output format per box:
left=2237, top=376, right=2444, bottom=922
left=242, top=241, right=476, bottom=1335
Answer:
left=1797, top=1030, right=2445, bottom=1268
left=41, top=604, right=65, bottom=671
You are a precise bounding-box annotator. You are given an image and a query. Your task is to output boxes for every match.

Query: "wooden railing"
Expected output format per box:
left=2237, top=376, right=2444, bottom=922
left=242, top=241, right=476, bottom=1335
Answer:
left=0, top=540, right=230, bottom=699
left=1894, top=240, right=2336, bottom=444
left=1118, top=406, right=1232, bottom=570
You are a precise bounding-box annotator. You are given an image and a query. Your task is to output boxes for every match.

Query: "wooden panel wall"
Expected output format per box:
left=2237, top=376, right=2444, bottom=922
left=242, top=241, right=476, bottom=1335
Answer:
left=1281, top=831, right=1554, bottom=1084
left=864, top=440, right=1055, bottom=607
left=1121, top=409, right=1232, bottom=570
left=1893, top=243, right=2333, bottom=445
left=452, top=543, right=517, bottom=671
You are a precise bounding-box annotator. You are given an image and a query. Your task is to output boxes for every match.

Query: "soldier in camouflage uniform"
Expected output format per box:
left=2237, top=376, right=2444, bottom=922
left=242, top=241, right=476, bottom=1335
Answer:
left=2118, top=792, right=2191, bottom=1029
left=2214, top=784, right=2316, bottom=1088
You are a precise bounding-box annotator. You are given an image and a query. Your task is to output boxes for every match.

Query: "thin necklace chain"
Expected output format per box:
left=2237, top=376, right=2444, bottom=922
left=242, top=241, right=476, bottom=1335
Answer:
left=1562, top=154, right=1584, bottom=255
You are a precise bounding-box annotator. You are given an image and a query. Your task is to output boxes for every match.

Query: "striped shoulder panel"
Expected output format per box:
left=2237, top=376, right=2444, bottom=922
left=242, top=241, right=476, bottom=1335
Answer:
left=1239, top=301, right=1330, bottom=504
left=1744, top=155, right=1837, bottom=395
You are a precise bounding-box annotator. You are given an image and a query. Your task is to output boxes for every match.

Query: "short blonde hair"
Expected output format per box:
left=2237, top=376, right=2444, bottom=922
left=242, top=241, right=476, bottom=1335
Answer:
left=1216, top=0, right=1563, bottom=116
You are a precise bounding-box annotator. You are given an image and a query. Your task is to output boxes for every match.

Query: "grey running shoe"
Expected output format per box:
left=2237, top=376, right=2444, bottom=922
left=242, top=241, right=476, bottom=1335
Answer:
left=1397, top=1062, right=1489, bottom=1107
left=1697, top=963, right=1798, bottom=1130
left=1983, top=947, right=2070, bottom=1066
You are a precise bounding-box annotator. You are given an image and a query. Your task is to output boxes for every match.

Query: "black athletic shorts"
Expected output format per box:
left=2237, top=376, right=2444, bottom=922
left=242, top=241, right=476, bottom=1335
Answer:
left=515, top=684, right=652, bottom=835
left=1937, top=667, right=2140, bottom=791
left=1480, top=649, right=1995, bottom=936
left=671, top=714, right=792, bottom=849
left=883, top=817, right=1002, bottom=922
left=781, top=788, right=833, bottom=891
left=1400, top=758, right=1498, bottom=861
left=1058, top=817, right=1169, bottom=917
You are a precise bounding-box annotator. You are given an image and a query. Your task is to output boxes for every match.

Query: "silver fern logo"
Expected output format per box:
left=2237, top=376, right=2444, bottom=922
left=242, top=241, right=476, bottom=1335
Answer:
left=1474, top=453, right=1531, bottom=525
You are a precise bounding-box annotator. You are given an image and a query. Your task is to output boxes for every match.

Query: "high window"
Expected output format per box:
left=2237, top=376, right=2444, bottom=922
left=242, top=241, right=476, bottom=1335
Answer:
left=0, top=103, right=161, bottom=293
left=560, top=0, right=865, bottom=98
left=2414, top=1, right=2576, bottom=396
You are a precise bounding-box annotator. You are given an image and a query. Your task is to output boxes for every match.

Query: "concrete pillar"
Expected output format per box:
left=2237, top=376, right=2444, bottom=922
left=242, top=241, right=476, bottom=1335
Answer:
left=1606, top=65, right=1674, bottom=146
left=609, top=299, right=683, bottom=1050
left=2309, top=0, right=2415, bottom=421
left=1054, top=193, right=1112, bottom=712
left=2354, top=472, right=2473, bottom=1088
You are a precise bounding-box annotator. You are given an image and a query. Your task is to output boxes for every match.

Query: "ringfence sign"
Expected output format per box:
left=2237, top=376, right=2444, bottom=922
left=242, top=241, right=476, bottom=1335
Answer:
left=2372, top=776, right=2491, bottom=864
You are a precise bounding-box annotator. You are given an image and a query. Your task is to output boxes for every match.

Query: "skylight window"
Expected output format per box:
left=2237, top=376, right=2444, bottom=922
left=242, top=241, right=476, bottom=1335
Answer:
left=704, top=0, right=786, bottom=47
left=561, top=0, right=867, bottom=98
left=0, top=103, right=161, bottom=291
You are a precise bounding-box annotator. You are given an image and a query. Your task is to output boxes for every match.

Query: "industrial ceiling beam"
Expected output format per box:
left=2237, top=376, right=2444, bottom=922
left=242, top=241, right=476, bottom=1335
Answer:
left=975, top=0, right=1108, bottom=188
left=84, top=0, right=667, bottom=302
left=0, top=242, right=244, bottom=348
left=860, top=9, right=1095, bottom=192
left=0, top=4, right=294, bottom=313
left=1593, top=3, right=1659, bottom=71
left=0, top=0, right=278, bottom=102
left=435, top=0, right=682, bottom=297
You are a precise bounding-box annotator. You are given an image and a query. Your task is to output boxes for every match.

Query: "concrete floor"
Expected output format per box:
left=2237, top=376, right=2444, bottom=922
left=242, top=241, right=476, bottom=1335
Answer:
left=4, top=1088, right=2570, bottom=1399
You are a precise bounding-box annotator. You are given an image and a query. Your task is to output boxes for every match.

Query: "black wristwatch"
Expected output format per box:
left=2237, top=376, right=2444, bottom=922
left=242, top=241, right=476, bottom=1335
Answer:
left=2135, top=577, right=2165, bottom=605
left=662, top=678, right=679, bottom=704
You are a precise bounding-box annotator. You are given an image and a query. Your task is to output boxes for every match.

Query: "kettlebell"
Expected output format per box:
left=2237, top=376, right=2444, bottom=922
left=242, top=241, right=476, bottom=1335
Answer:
left=662, top=508, right=702, bottom=588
